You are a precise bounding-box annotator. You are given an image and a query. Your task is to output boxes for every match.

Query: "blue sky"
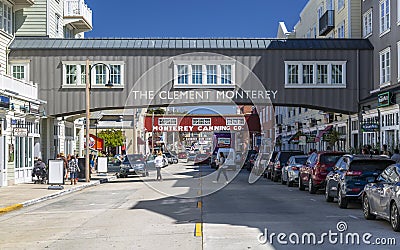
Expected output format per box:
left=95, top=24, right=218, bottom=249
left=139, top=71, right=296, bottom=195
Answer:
left=85, top=0, right=308, bottom=38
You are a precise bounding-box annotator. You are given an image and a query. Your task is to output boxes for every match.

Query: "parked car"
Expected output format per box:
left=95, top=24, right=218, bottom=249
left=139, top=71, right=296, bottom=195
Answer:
left=263, top=151, right=278, bottom=179
left=117, top=154, right=148, bottom=178
left=271, top=151, right=304, bottom=182
left=194, top=153, right=211, bottom=165
left=178, top=152, right=188, bottom=159
left=188, top=153, right=197, bottom=162
left=252, top=153, right=270, bottom=176
left=299, top=151, right=345, bottom=193
left=244, top=150, right=258, bottom=170
left=281, top=155, right=308, bottom=186
left=163, top=152, right=178, bottom=164
left=362, top=164, right=400, bottom=231
left=246, top=153, right=258, bottom=171
left=324, top=154, right=394, bottom=208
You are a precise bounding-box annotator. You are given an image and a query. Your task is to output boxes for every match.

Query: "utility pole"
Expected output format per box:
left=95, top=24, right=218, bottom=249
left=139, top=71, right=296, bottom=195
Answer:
left=85, top=59, right=91, bottom=182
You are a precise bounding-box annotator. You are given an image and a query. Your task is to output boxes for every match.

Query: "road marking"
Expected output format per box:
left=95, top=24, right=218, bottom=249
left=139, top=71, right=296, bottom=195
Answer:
left=310, top=199, right=316, bottom=202
left=349, top=215, right=359, bottom=220
left=0, top=204, right=23, bottom=214
left=197, top=201, right=202, bottom=208
left=195, top=222, right=202, bottom=237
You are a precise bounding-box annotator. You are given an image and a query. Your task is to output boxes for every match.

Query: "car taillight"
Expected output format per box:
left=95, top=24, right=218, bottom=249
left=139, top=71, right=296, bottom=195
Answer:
left=315, top=163, right=327, bottom=175
left=291, top=166, right=298, bottom=171
left=345, top=171, right=362, bottom=176
left=276, top=161, right=281, bottom=169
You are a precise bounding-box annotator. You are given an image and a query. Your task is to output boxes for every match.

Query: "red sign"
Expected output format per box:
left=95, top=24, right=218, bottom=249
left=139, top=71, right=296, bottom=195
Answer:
left=84, top=134, right=104, bottom=150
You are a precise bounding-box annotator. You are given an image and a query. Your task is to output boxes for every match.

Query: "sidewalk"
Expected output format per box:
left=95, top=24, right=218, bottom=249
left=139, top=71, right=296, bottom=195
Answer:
left=0, top=174, right=116, bottom=214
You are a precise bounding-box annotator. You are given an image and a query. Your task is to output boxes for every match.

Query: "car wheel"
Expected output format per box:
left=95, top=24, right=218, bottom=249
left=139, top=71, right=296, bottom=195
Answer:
left=338, top=187, right=348, bottom=209
left=390, top=203, right=400, bottom=232
left=362, top=195, right=376, bottom=220
left=287, top=176, right=293, bottom=187
left=298, top=176, right=305, bottom=191
left=308, top=177, right=317, bottom=194
left=325, top=183, right=334, bottom=202
left=272, top=171, right=279, bottom=182
left=281, top=173, right=287, bottom=185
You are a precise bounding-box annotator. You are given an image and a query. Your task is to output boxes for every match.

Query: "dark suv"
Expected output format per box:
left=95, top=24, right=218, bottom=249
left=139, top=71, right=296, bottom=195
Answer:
left=271, top=151, right=304, bottom=182
left=325, top=155, right=394, bottom=208
left=299, top=151, right=345, bottom=194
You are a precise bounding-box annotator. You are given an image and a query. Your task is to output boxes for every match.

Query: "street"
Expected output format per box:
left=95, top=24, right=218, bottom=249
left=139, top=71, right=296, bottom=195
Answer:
left=0, top=162, right=398, bottom=250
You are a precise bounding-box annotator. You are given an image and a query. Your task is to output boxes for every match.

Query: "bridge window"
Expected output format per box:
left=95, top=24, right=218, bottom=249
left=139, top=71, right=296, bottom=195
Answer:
left=285, top=61, right=346, bottom=88
left=159, top=118, right=177, bottom=126
left=62, top=62, right=124, bottom=88
left=174, top=63, right=234, bottom=87
left=192, top=118, right=211, bottom=126
left=206, top=65, right=217, bottom=84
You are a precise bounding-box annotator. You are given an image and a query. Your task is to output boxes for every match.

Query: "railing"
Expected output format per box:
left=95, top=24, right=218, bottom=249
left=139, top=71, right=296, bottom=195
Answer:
left=64, top=0, right=93, bottom=27
left=0, top=73, right=38, bottom=100
left=319, top=10, right=335, bottom=36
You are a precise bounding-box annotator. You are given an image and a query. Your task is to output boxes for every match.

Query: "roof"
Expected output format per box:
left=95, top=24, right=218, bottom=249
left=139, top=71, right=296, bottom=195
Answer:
left=9, top=37, right=373, bottom=50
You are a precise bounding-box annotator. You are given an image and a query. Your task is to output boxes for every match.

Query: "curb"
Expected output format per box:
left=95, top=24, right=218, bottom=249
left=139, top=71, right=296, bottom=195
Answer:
left=0, top=175, right=116, bottom=214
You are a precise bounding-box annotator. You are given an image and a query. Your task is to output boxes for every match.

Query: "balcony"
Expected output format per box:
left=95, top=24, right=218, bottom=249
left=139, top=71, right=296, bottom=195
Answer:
left=64, top=0, right=93, bottom=32
left=319, top=10, right=335, bottom=36
left=0, top=74, right=38, bottom=101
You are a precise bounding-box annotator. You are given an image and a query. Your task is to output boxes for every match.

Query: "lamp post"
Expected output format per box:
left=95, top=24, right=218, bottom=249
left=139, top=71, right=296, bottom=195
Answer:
left=85, top=60, right=113, bottom=182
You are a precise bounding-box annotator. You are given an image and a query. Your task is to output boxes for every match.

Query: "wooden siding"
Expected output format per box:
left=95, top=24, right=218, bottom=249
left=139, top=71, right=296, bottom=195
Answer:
left=14, top=0, right=47, bottom=36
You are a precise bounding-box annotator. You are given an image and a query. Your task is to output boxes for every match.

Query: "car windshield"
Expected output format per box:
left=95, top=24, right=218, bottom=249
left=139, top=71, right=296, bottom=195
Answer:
left=279, top=152, right=303, bottom=164
left=294, top=156, right=308, bottom=164
left=349, top=160, right=394, bottom=172
left=196, top=154, right=208, bottom=158
left=124, top=155, right=143, bottom=163
left=320, top=154, right=344, bottom=164
left=164, top=152, right=171, bottom=157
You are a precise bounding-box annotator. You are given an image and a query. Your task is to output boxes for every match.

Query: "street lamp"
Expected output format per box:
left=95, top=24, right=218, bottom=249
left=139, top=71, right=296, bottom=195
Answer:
left=85, top=60, right=113, bottom=182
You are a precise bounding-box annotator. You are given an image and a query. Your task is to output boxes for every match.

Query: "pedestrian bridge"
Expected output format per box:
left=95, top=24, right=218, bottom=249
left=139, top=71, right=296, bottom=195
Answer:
left=9, top=38, right=373, bottom=116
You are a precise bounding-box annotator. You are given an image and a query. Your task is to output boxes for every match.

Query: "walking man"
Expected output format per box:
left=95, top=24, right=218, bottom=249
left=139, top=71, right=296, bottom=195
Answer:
left=154, top=152, right=164, bottom=181
left=214, top=152, right=229, bottom=184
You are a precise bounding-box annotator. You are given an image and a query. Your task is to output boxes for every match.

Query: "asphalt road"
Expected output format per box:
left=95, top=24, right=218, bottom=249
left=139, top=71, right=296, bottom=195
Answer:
left=0, top=162, right=398, bottom=250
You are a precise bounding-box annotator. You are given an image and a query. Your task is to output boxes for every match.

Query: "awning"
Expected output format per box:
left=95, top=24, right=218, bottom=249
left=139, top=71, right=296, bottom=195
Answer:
left=137, top=137, right=146, bottom=145
left=315, top=125, right=333, bottom=143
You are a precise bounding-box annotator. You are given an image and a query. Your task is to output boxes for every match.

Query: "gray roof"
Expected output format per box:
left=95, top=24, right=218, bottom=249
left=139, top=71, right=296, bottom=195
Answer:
left=9, top=37, right=373, bottom=50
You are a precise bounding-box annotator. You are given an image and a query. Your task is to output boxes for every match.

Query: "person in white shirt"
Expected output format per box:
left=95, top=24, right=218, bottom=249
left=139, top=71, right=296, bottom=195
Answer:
left=154, top=152, right=164, bottom=181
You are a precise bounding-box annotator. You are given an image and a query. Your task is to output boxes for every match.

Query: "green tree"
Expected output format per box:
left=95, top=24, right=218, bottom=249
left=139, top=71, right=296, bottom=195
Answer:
left=326, top=130, right=341, bottom=150
left=97, top=129, right=125, bottom=152
left=147, top=108, right=165, bottom=114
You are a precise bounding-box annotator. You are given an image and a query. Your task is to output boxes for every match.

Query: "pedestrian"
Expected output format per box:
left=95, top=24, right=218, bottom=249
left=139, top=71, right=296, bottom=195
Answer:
left=68, top=155, right=80, bottom=185
left=214, top=152, right=228, bottom=183
left=154, top=151, right=164, bottom=181
left=89, top=154, right=95, bottom=173
left=391, top=149, right=400, bottom=164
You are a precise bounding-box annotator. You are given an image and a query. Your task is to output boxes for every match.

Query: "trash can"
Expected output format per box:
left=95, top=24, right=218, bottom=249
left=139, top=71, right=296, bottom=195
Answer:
left=77, top=158, right=87, bottom=180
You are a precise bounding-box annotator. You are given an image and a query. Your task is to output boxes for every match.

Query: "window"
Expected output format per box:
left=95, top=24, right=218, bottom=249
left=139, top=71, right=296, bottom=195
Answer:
left=65, top=65, right=77, bottom=84
left=62, top=62, right=124, bottom=87
left=363, top=9, right=373, bottom=37
left=288, top=65, right=299, bottom=84
left=192, top=118, right=211, bottom=126
left=338, top=0, right=345, bottom=10
left=318, top=4, right=324, bottom=18
left=192, top=65, right=203, bottom=84
left=110, top=65, right=121, bottom=85
left=177, top=65, right=188, bottom=84
left=379, top=48, right=391, bottom=85
left=317, top=64, right=328, bottom=84
left=327, top=0, right=334, bottom=10
left=0, top=2, right=12, bottom=35
left=337, top=21, right=345, bottom=38
left=221, top=65, right=232, bottom=84
left=174, top=63, right=234, bottom=87
left=11, top=65, right=26, bottom=80
left=331, top=64, right=343, bottom=84
left=380, top=0, right=390, bottom=34
left=302, top=64, right=314, bottom=84
left=398, top=0, right=400, bottom=24
left=226, top=118, right=245, bottom=126
left=55, top=14, right=60, bottom=34
left=285, top=61, right=346, bottom=87
left=398, top=42, right=400, bottom=82
left=159, top=118, right=177, bottom=126
left=206, top=65, right=217, bottom=84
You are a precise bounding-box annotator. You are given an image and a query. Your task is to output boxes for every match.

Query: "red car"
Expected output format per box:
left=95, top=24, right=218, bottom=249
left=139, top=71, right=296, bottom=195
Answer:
left=299, top=151, right=345, bottom=194
left=177, top=152, right=187, bottom=159
left=194, top=154, right=211, bottom=165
